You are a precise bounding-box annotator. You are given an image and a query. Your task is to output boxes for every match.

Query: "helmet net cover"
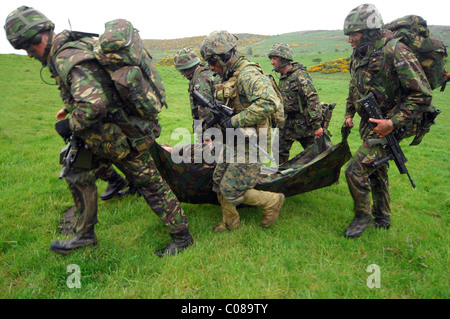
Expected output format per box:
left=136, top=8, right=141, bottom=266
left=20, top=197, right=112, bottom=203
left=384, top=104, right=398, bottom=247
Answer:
left=200, top=30, right=238, bottom=60
left=174, top=48, right=201, bottom=70
left=268, top=43, right=294, bottom=61
left=4, top=5, right=54, bottom=49
left=344, top=3, right=383, bottom=35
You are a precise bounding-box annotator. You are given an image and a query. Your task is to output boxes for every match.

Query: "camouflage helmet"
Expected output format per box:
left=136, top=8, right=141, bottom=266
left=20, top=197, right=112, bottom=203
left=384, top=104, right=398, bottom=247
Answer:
left=344, top=3, right=383, bottom=35
left=268, top=43, right=294, bottom=61
left=4, top=6, right=55, bottom=49
left=174, top=48, right=201, bottom=71
left=200, top=30, right=238, bottom=60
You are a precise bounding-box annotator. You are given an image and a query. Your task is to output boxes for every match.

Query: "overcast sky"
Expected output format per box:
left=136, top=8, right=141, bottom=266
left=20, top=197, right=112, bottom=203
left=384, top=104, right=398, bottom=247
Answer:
left=1, top=0, right=448, bottom=54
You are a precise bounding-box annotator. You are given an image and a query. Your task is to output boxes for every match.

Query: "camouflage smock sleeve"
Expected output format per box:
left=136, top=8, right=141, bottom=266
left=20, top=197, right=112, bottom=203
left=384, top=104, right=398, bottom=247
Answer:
left=297, top=72, right=322, bottom=130
left=388, top=42, right=433, bottom=128
left=192, top=69, right=216, bottom=123
left=345, top=59, right=357, bottom=119
left=65, top=61, right=109, bottom=132
left=231, top=66, right=281, bottom=127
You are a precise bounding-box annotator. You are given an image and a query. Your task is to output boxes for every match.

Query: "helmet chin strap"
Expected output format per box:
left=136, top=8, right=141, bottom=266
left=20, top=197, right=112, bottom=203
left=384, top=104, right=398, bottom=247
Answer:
left=273, top=62, right=290, bottom=73
left=29, top=29, right=54, bottom=66
left=354, top=41, right=373, bottom=59
left=40, top=28, right=54, bottom=66
left=272, top=57, right=291, bottom=73
left=214, top=49, right=236, bottom=79
left=354, top=29, right=381, bottom=58
left=218, top=55, right=233, bottom=79
left=182, top=65, right=198, bottom=80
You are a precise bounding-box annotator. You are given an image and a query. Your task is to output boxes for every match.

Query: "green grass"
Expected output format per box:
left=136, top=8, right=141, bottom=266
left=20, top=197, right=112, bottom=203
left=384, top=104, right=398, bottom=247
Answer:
left=0, top=54, right=448, bottom=299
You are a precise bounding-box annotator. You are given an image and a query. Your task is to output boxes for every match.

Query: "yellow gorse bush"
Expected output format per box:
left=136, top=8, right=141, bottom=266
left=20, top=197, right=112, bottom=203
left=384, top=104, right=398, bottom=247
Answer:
left=307, top=57, right=350, bottom=74
left=291, top=43, right=317, bottom=47
left=155, top=57, right=175, bottom=67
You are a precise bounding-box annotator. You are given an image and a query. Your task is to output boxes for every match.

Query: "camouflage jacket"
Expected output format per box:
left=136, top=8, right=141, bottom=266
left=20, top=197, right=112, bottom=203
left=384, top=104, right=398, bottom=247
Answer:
left=217, top=57, right=281, bottom=129
left=278, top=62, right=322, bottom=130
left=49, top=31, right=154, bottom=159
left=50, top=31, right=122, bottom=132
left=188, top=64, right=218, bottom=130
left=345, top=29, right=433, bottom=140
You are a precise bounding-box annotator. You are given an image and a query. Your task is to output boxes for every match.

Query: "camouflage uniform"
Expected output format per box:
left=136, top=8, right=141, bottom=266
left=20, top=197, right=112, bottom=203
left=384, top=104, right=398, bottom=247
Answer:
left=343, top=4, right=433, bottom=237
left=277, top=62, right=322, bottom=163
left=4, top=6, right=192, bottom=255
left=54, top=31, right=190, bottom=236
left=188, top=65, right=218, bottom=137
left=201, top=31, right=285, bottom=231
left=174, top=48, right=218, bottom=136
left=213, top=56, right=280, bottom=203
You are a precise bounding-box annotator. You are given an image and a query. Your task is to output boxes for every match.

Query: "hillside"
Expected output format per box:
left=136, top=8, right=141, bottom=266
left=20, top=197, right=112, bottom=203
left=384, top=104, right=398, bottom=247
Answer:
left=144, top=26, right=450, bottom=63
left=144, top=33, right=270, bottom=62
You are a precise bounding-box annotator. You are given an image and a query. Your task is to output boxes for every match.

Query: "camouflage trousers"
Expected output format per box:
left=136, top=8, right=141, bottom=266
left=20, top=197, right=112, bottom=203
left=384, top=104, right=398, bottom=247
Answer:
left=279, top=119, right=316, bottom=164
left=65, top=148, right=189, bottom=236
left=65, top=167, right=98, bottom=235
left=114, top=147, right=189, bottom=234
left=94, top=160, right=118, bottom=181
left=345, top=140, right=391, bottom=219
left=212, top=144, right=261, bottom=206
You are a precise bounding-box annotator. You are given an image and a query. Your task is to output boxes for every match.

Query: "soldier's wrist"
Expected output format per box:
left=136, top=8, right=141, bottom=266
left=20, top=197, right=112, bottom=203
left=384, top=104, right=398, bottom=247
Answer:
left=390, top=115, right=401, bottom=128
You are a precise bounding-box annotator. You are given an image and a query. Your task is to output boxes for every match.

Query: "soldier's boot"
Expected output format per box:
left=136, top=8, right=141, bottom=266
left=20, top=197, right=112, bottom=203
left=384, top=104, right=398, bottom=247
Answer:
left=372, top=212, right=391, bottom=229
left=117, top=185, right=139, bottom=197
left=213, top=194, right=241, bottom=232
left=155, top=229, right=194, bottom=257
left=344, top=213, right=372, bottom=238
left=49, top=230, right=97, bottom=255
left=100, top=172, right=128, bottom=200
left=242, top=189, right=285, bottom=228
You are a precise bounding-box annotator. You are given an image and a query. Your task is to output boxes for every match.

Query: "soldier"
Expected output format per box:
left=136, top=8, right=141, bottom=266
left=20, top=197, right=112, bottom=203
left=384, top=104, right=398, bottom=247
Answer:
left=200, top=30, right=285, bottom=232
left=343, top=4, right=432, bottom=238
left=268, top=43, right=324, bottom=164
left=5, top=6, right=193, bottom=256
left=174, top=48, right=219, bottom=143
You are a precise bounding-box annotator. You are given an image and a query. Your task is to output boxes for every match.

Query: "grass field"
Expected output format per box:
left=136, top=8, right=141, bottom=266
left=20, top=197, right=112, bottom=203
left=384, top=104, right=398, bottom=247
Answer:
left=0, top=53, right=448, bottom=301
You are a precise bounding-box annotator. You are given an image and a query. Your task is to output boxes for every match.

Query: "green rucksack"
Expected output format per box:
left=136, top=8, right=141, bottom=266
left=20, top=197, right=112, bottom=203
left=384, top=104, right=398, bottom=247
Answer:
left=382, top=15, right=445, bottom=145
left=55, top=19, right=167, bottom=120
left=384, top=15, right=449, bottom=92
left=93, top=19, right=168, bottom=118
left=53, top=19, right=167, bottom=155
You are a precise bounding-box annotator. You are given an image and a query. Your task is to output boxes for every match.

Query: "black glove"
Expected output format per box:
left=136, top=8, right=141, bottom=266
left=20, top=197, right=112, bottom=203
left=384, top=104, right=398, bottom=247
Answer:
left=55, top=118, right=72, bottom=140
left=219, top=116, right=234, bottom=129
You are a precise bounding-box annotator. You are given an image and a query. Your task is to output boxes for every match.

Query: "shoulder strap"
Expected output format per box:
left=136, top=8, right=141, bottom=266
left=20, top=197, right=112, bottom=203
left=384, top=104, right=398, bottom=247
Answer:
left=362, top=37, right=399, bottom=98
left=140, top=51, right=168, bottom=109
left=232, top=59, right=253, bottom=78
left=53, top=41, right=96, bottom=87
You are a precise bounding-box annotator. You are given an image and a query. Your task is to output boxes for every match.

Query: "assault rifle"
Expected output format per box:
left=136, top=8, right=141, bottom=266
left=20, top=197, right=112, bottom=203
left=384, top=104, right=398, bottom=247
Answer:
left=358, top=92, right=416, bottom=189
left=192, top=86, right=276, bottom=162
left=59, top=133, right=92, bottom=179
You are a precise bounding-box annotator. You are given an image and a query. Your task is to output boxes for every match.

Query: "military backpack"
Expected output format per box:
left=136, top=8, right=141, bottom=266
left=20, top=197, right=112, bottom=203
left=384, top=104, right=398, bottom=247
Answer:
left=380, top=15, right=445, bottom=145
left=56, top=19, right=167, bottom=120
left=384, top=15, right=449, bottom=92
left=94, top=19, right=167, bottom=118
left=52, top=19, right=169, bottom=155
